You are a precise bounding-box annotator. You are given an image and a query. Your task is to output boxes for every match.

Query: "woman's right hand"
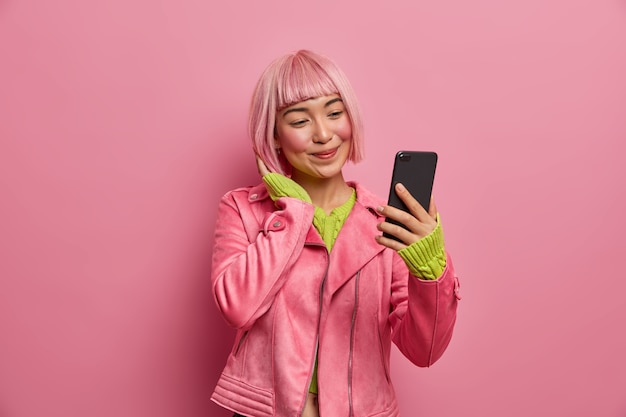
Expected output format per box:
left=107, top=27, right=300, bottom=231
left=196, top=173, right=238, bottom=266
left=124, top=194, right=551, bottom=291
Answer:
left=256, top=155, right=271, bottom=177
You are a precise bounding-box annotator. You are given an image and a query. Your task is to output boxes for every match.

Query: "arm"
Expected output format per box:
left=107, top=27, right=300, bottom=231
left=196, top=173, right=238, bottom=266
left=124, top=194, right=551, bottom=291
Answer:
left=377, top=182, right=461, bottom=366
left=389, top=252, right=460, bottom=366
left=211, top=190, right=314, bottom=330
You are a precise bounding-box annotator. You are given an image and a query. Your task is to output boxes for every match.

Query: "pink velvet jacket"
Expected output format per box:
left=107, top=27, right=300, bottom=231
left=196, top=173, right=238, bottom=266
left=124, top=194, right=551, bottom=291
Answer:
left=210, top=181, right=460, bottom=417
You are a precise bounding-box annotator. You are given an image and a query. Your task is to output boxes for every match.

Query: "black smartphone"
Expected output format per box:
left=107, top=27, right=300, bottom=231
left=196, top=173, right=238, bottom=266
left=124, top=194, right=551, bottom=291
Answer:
left=383, top=151, right=438, bottom=242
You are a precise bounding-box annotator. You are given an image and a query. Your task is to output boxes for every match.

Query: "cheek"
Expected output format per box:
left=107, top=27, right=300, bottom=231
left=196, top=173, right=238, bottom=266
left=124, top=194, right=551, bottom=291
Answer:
left=336, top=118, right=353, bottom=141
left=278, top=131, right=309, bottom=152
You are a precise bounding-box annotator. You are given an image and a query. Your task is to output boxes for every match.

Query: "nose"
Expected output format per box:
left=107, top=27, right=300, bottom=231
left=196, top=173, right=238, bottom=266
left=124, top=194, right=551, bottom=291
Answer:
left=312, top=119, right=333, bottom=144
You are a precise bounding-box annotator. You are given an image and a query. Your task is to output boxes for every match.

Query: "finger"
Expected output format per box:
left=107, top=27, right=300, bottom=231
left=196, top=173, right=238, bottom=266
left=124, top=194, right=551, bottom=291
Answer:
left=380, top=205, right=422, bottom=235
left=374, top=223, right=409, bottom=250
left=378, top=206, right=437, bottom=240
left=376, top=206, right=437, bottom=242
left=428, top=195, right=438, bottom=221
left=395, top=183, right=430, bottom=221
left=374, top=233, right=407, bottom=251
left=377, top=204, right=436, bottom=241
left=256, top=155, right=270, bottom=176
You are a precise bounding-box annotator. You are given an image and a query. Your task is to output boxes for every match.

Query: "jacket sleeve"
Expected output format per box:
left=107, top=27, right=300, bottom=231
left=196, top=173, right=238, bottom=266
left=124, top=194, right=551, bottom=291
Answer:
left=211, top=192, right=315, bottom=330
left=389, top=252, right=460, bottom=367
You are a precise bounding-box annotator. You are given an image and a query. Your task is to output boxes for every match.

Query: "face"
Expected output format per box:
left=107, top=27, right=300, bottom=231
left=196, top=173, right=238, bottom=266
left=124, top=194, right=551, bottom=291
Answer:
left=274, top=94, right=352, bottom=182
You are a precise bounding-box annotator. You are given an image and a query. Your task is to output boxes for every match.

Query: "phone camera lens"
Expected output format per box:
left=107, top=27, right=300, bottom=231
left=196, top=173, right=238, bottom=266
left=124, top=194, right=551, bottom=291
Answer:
left=399, top=153, right=411, bottom=161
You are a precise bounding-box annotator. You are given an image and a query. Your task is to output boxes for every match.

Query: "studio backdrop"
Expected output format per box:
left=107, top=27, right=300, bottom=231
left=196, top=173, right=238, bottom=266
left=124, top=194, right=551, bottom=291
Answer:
left=1, top=0, right=625, bottom=416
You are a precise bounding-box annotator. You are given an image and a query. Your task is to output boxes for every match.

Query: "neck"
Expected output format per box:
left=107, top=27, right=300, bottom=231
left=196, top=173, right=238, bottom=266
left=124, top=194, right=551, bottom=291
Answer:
left=291, top=172, right=352, bottom=214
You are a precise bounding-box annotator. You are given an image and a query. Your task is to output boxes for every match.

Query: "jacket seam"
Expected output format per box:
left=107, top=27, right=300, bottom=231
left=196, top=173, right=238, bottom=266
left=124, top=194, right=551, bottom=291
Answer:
left=427, top=281, right=440, bottom=366
left=348, top=271, right=360, bottom=417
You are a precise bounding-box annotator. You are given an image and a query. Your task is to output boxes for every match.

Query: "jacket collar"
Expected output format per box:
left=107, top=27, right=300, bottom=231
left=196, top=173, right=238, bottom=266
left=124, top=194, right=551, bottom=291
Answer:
left=246, top=180, right=388, bottom=295
left=325, top=182, right=387, bottom=295
left=246, top=182, right=270, bottom=203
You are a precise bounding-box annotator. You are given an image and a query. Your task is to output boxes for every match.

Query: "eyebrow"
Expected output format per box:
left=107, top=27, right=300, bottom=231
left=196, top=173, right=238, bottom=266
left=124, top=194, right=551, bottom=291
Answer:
left=282, top=97, right=344, bottom=117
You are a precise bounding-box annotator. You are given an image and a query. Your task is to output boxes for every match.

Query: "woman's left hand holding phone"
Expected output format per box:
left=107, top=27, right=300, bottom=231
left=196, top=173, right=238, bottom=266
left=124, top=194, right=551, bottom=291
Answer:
left=375, top=183, right=438, bottom=251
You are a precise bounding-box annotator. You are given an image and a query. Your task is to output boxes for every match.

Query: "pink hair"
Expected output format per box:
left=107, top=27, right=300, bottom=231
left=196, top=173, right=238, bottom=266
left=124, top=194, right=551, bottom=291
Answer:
left=249, top=50, right=364, bottom=175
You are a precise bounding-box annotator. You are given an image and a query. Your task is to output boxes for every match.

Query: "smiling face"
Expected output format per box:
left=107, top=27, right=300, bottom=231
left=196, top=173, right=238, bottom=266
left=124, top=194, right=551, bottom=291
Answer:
left=274, top=94, right=352, bottom=183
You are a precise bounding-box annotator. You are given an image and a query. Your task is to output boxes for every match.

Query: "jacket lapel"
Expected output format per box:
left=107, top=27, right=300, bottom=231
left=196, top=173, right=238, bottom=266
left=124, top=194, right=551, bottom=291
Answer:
left=325, top=193, right=386, bottom=296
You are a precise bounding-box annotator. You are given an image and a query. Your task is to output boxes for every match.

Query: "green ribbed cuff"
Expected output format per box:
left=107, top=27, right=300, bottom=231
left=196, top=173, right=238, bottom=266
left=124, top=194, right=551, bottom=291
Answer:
left=263, top=173, right=312, bottom=203
left=398, top=216, right=446, bottom=280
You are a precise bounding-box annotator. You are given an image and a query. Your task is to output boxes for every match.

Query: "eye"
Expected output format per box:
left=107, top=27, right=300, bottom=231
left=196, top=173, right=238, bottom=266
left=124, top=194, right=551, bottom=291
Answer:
left=328, top=110, right=344, bottom=119
left=289, top=119, right=308, bottom=127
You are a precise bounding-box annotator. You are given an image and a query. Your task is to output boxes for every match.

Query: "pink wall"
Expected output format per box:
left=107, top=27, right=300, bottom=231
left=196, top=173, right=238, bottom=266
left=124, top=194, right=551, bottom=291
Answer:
left=1, top=0, right=625, bottom=416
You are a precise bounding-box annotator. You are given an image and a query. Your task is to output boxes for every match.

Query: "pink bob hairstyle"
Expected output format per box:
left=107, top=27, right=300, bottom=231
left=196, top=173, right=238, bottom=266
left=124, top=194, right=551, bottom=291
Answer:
left=249, top=49, right=365, bottom=175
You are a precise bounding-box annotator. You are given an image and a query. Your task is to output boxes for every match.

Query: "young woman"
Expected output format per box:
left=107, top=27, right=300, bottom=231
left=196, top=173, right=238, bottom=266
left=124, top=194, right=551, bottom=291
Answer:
left=210, top=50, right=460, bottom=417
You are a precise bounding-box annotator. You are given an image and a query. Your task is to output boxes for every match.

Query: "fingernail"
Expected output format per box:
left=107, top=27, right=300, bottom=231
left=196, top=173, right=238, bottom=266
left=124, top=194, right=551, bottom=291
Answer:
left=396, top=183, right=405, bottom=192
left=376, top=206, right=384, bottom=213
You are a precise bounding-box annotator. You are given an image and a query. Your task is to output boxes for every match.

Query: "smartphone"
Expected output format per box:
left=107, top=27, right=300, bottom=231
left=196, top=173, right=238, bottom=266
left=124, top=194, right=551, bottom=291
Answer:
left=383, top=151, right=438, bottom=242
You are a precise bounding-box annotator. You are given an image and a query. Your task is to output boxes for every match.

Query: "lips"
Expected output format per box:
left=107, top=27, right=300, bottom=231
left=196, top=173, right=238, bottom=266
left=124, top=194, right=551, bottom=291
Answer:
left=313, top=147, right=339, bottom=159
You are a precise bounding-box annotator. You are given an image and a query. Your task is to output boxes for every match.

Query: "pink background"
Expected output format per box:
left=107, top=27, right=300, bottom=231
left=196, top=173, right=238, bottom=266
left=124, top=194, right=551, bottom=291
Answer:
left=1, top=0, right=625, bottom=416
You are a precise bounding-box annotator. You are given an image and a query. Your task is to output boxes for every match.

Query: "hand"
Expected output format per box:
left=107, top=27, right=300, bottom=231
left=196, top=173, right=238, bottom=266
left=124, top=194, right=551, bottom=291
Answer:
left=375, top=183, right=438, bottom=251
left=256, top=155, right=271, bottom=177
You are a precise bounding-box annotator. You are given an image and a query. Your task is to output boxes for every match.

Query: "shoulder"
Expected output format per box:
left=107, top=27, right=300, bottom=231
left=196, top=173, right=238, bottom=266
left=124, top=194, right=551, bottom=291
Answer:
left=220, top=182, right=270, bottom=204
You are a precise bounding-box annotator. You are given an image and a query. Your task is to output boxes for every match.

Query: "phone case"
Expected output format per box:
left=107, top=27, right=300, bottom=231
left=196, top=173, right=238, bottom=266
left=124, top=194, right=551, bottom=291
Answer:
left=383, top=151, right=438, bottom=242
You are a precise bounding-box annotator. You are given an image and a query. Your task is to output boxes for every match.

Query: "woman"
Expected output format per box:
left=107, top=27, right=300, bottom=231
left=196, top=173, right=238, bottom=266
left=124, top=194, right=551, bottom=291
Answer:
left=210, top=50, right=460, bottom=417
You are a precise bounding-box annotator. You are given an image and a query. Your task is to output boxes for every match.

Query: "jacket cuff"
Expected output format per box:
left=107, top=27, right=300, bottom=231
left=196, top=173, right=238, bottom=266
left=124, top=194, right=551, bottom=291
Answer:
left=263, top=173, right=312, bottom=203
left=398, top=215, right=446, bottom=280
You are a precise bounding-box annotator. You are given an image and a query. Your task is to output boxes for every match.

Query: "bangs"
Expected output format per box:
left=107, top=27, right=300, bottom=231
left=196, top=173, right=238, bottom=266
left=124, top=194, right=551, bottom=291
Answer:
left=275, top=54, right=339, bottom=110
